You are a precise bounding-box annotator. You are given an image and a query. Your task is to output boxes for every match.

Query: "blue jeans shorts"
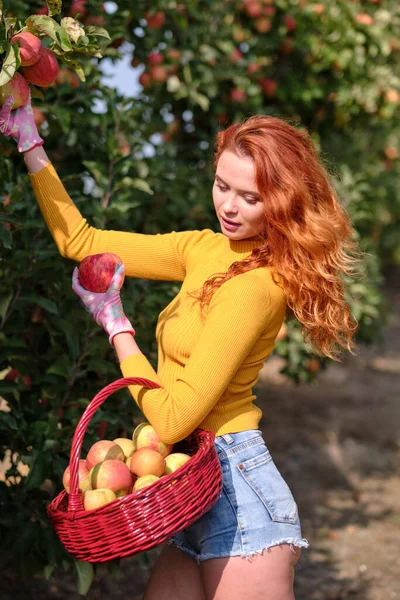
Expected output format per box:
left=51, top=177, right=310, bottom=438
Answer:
left=167, top=429, right=310, bottom=563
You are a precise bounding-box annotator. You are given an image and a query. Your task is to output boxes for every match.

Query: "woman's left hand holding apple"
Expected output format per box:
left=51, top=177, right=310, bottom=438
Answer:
left=0, top=94, right=44, bottom=153
left=72, top=263, right=136, bottom=344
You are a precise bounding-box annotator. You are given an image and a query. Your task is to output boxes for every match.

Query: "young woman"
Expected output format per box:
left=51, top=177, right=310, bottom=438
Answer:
left=1, top=96, right=363, bottom=600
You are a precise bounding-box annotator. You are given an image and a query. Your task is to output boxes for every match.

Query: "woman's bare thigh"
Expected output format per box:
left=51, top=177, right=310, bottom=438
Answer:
left=200, top=544, right=301, bottom=600
left=144, top=543, right=206, bottom=600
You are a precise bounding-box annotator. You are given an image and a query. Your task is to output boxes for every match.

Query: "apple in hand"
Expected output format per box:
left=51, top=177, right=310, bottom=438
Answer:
left=62, top=459, right=92, bottom=493
left=129, top=447, right=166, bottom=478
left=10, top=32, right=42, bottom=67
left=83, top=488, right=116, bottom=510
left=90, top=459, right=133, bottom=497
left=21, top=47, right=60, bottom=87
left=85, top=440, right=124, bottom=471
left=0, top=73, right=30, bottom=109
left=78, top=253, right=124, bottom=293
left=132, top=422, right=173, bottom=458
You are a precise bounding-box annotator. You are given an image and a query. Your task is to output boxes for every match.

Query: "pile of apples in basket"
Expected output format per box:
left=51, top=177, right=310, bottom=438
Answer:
left=63, top=422, right=190, bottom=511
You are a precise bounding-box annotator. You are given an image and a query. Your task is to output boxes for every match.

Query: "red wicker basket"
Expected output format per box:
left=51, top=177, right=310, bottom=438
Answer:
left=47, top=377, right=223, bottom=563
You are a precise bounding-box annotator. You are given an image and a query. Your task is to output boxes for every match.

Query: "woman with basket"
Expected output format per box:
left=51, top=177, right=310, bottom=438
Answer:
left=1, top=96, right=363, bottom=600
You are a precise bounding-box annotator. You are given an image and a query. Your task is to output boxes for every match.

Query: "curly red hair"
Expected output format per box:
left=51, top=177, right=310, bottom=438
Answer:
left=188, top=115, right=366, bottom=361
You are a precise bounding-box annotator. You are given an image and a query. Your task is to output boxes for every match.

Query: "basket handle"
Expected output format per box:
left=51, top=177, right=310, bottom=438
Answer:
left=67, top=377, right=161, bottom=511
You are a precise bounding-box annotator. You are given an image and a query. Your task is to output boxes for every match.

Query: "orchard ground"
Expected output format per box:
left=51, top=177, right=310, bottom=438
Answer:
left=2, top=267, right=400, bottom=600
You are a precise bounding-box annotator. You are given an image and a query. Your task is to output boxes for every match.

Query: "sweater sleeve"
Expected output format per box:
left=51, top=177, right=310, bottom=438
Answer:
left=120, top=274, right=274, bottom=444
left=29, top=162, right=213, bottom=281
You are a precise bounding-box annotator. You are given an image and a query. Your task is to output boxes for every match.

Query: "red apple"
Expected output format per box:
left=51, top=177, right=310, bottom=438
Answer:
left=139, top=71, right=152, bottom=88
left=0, top=73, right=30, bottom=109
left=230, top=88, right=247, bottom=102
left=55, top=68, right=80, bottom=89
left=11, top=32, right=41, bottom=67
left=386, top=89, right=400, bottom=103
left=167, top=48, right=181, bottom=60
left=148, top=51, right=164, bottom=65
left=229, top=48, right=243, bottom=63
left=132, top=423, right=174, bottom=458
left=83, top=488, right=116, bottom=510
left=247, top=61, right=261, bottom=73
left=150, top=66, right=168, bottom=83
left=145, top=11, right=166, bottom=29
left=36, top=4, right=49, bottom=15
left=32, top=106, right=46, bottom=128
left=129, top=447, right=166, bottom=478
left=259, top=78, right=277, bottom=97
left=85, top=440, right=124, bottom=471
left=356, top=13, right=374, bottom=26
left=255, top=17, right=272, bottom=33
left=62, top=459, right=92, bottom=493
left=69, top=0, right=87, bottom=18
left=78, top=253, right=123, bottom=293
left=284, top=16, right=297, bottom=32
left=21, top=47, right=60, bottom=87
left=84, top=15, right=105, bottom=26
left=89, top=459, right=133, bottom=497
left=244, top=1, right=263, bottom=18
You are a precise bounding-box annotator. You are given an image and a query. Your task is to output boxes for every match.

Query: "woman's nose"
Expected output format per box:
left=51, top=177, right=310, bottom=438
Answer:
left=221, top=194, right=239, bottom=214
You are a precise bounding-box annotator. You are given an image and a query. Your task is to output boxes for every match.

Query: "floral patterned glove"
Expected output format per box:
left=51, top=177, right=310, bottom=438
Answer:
left=0, top=94, right=44, bottom=153
left=72, top=263, right=136, bottom=345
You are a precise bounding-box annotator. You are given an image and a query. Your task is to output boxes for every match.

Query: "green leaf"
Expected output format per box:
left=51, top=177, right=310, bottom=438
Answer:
left=55, top=27, right=73, bottom=52
left=4, top=17, right=17, bottom=37
left=43, top=564, right=55, bottom=580
left=25, top=15, right=59, bottom=41
left=75, top=560, right=94, bottom=596
left=46, top=0, right=62, bottom=18
left=46, top=362, right=70, bottom=378
left=84, top=25, right=111, bottom=40
left=60, top=18, right=85, bottom=44
left=0, top=292, right=13, bottom=320
left=62, top=58, right=85, bottom=82
left=0, top=45, right=17, bottom=87
left=30, top=85, right=45, bottom=101
left=23, top=452, right=48, bottom=490
left=0, top=225, right=12, bottom=249
left=18, top=296, right=59, bottom=314
left=82, top=160, right=107, bottom=187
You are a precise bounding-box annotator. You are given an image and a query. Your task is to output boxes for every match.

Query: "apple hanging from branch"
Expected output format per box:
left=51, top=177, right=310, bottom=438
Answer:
left=0, top=0, right=111, bottom=108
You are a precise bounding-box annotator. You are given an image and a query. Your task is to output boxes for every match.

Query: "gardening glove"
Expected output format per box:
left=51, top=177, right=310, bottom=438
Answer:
left=72, top=263, right=136, bottom=345
left=0, top=94, right=44, bottom=153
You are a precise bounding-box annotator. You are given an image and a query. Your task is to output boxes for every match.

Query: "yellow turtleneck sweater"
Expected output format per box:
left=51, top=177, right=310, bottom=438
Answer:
left=29, top=163, right=287, bottom=444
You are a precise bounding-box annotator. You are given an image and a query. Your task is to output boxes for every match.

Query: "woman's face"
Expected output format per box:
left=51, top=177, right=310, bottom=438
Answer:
left=213, top=150, right=266, bottom=241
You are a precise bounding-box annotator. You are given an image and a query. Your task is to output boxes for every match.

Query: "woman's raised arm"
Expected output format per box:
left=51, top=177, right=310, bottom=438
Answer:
left=23, top=144, right=50, bottom=173
left=1, top=95, right=212, bottom=282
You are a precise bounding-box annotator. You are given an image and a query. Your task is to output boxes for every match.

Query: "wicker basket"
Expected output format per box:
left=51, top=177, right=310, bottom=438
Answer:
left=47, top=377, right=223, bottom=563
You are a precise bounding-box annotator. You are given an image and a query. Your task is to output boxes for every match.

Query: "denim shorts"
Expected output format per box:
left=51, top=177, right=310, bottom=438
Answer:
left=167, top=430, right=310, bottom=563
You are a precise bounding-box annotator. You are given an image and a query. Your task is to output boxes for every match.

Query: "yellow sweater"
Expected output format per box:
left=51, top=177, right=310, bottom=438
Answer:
left=30, top=163, right=287, bottom=444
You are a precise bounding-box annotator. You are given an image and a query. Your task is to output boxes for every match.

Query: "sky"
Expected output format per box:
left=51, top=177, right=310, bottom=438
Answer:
left=98, top=2, right=142, bottom=101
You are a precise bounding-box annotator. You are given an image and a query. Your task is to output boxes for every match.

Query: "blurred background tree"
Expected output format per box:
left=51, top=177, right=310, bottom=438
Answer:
left=1, top=0, right=399, bottom=590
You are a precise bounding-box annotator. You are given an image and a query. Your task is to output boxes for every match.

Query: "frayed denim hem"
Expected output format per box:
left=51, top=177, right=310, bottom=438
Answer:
left=167, top=537, right=310, bottom=565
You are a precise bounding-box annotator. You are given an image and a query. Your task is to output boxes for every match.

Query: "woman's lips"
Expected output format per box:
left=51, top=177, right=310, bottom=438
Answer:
left=221, top=216, right=241, bottom=230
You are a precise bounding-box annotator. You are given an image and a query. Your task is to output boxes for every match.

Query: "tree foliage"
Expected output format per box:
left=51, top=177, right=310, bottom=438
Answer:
left=0, top=0, right=399, bottom=586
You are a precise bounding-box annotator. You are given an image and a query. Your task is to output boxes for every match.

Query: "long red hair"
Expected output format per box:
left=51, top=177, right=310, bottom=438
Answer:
left=188, top=115, right=366, bottom=361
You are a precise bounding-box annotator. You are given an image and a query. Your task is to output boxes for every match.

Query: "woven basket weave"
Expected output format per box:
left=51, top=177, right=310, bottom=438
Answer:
left=47, top=377, right=223, bottom=563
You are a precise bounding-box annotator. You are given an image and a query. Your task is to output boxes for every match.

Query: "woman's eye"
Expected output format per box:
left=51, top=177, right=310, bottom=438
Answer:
left=245, top=198, right=258, bottom=205
left=216, top=183, right=228, bottom=192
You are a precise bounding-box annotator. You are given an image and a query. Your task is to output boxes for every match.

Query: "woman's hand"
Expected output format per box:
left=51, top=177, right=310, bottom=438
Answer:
left=0, top=94, right=44, bottom=153
left=72, top=263, right=136, bottom=345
